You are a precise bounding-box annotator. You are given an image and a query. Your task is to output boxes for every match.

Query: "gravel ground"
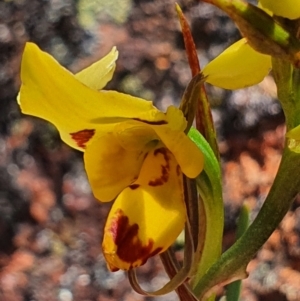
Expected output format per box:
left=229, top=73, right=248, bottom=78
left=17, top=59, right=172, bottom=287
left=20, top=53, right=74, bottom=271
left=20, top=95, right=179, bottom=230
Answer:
left=0, top=1, right=298, bottom=301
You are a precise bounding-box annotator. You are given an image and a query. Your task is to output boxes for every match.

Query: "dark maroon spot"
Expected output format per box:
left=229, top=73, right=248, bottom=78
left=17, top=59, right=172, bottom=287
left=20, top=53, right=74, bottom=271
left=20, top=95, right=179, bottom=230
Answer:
left=176, top=164, right=181, bottom=176
left=70, top=129, right=95, bottom=149
left=133, top=118, right=168, bottom=125
left=149, top=148, right=170, bottom=186
left=109, top=266, right=119, bottom=272
left=149, top=247, right=163, bottom=257
left=143, top=152, right=149, bottom=160
left=129, top=184, right=140, bottom=190
left=148, top=178, right=164, bottom=186
left=154, top=147, right=168, bottom=157
left=108, top=209, right=161, bottom=268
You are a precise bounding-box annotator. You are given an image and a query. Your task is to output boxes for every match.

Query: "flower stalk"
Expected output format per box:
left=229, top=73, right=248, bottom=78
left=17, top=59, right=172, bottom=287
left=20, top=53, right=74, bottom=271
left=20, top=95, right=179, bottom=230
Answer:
left=177, top=6, right=224, bottom=300
left=192, top=146, right=300, bottom=299
left=180, top=1, right=300, bottom=299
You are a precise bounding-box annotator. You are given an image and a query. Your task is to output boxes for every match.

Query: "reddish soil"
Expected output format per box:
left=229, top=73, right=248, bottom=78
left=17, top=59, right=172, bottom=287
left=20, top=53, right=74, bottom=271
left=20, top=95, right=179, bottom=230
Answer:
left=0, top=1, right=299, bottom=301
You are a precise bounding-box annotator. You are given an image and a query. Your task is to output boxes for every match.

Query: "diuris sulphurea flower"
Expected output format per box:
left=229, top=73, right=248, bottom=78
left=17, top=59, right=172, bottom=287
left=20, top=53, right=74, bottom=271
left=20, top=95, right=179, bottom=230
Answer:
left=202, top=0, right=300, bottom=90
left=202, top=38, right=272, bottom=90
left=259, top=0, right=300, bottom=20
left=18, top=43, right=204, bottom=271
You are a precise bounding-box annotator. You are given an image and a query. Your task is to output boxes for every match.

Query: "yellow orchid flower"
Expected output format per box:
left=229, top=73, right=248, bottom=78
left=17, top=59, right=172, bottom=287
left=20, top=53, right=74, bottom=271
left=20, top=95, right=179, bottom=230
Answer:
left=202, top=0, right=300, bottom=90
left=202, top=38, right=272, bottom=90
left=260, top=0, right=300, bottom=20
left=18, top=43, right=204, bottom=271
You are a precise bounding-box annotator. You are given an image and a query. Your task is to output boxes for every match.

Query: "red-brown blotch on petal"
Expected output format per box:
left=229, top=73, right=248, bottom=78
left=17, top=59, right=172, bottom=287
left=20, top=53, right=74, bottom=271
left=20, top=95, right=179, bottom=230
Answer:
left=70, top=129, right=95, bottom=149
left=102, top=146, right=186, bottom=271
left=104, top=209, right=163, bottom=271
left=148, top=148, right=170, bottom=186
left=133, top=118, right=168, bottom=125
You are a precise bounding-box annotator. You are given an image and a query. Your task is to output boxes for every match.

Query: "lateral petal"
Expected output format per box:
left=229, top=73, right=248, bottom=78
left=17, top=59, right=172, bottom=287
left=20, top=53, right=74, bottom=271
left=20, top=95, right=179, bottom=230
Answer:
left=154, top=106, right=203, bottom=178
left=18, top=43, right=163, bottom=151
left=102, top=147, right=186, bottom=271
left=203, top=38, right=271, bottom=90
left=84, top=132, right=147, bottom=202
left=152, top=126, right=204, bottom=178
left=75, top=47, right=118, bottom=90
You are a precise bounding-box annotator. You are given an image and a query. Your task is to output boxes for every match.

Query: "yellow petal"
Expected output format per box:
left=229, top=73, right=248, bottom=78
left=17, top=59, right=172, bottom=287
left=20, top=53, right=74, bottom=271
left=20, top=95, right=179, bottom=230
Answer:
left=116, top=106, right=204, bottom=178
left=260, top=0, right=300, bottom=19
left=164, top=105, right=187, bottom=132
left=203, top=38, right=272, bottom=89
left=150, top=107, right=204, bottom=178
left=75, top=47, right=118, bottom=90
left=103, top=147, right=186, bottom=271
left=84, top=132, right=148, bottom=202
left=154, top=127, right=203, bottom=178
left=257, top=1, right=272, bottom=15
left=18, top=42, right=163, bottom=151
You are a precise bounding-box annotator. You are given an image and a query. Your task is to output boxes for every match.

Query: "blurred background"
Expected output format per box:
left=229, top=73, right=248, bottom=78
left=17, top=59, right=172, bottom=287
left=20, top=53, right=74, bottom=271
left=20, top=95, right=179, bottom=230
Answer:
left=0, top=0, right=299, bottom=300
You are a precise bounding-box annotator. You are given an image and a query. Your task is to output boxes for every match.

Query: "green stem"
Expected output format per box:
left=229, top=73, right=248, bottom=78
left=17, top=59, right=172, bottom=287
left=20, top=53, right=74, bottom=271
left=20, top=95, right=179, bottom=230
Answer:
left=272, top=57, right=300, bottom=130
left=193, top=146, right=300, bottom=299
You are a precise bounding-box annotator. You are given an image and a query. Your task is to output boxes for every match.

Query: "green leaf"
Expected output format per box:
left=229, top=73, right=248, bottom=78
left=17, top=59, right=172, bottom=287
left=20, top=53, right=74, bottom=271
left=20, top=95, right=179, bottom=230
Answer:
left=188, top=128, right=224, bottom=297
left=188, top=127, right=220, bottom=184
